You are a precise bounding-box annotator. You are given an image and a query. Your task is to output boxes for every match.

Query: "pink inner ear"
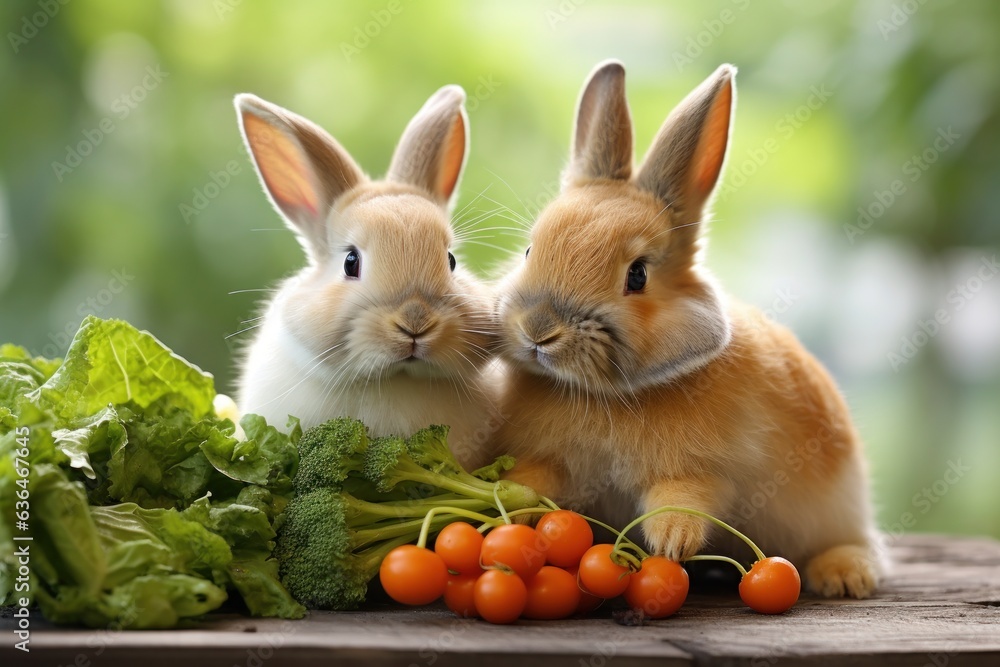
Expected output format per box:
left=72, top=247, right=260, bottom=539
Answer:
left=243, top=113, right=320, bottom=218
left=434, top=113, right=466, bottom=201
left=690, top=80, right=733, bottom=198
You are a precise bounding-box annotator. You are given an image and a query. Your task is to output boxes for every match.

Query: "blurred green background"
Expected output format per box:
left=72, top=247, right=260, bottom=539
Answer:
left=1, top=0, right=997, bottom=540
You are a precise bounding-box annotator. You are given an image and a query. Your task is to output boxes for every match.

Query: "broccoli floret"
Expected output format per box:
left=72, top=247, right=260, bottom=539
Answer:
left=471, top=455, right=517, bottom=482
left=274, top=488, right=367, bottom=609
left=293, top=418, right=368, bottom=493
left=405, top=424, right=461, bottom=474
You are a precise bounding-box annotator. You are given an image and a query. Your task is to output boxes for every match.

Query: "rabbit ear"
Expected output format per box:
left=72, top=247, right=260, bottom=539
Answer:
left=635, top=64, right=735, bottom=223
left=236, top=93, right=365, bottom=261
left=387, top=85, right=468, bottom=207
left=565, top=60, right=634, bottom=186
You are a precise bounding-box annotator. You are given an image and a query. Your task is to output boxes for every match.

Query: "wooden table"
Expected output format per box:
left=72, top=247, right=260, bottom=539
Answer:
left=5, top=534, right=999, bottom=666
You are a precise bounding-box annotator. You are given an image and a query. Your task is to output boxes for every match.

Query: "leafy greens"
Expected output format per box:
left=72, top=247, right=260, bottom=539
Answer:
left=0, top=316, right=305, bottom=628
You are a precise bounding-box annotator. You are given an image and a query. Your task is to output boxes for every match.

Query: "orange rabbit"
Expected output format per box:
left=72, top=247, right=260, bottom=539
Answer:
left=493, top=61, right=883, bottom=598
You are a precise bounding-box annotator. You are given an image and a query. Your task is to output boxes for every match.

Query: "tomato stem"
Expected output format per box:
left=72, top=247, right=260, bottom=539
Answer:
left=615, top=540, right=648, bottom=559
left=505, top=507, right=552, bottom=519
left=539, top=496, right=561, bottom=511
left=684, top=554, right=748, bottom=577
left=613, top=506, right=766, bottom=562
left=611, top=548, right=643, bottom=573
left=416, top=506, right=498, bottom=549
left=567, top=513, right=650, bottom=559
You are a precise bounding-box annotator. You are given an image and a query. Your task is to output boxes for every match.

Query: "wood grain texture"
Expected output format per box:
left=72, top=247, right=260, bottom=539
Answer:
left=4, top=534, right=999, bottom=667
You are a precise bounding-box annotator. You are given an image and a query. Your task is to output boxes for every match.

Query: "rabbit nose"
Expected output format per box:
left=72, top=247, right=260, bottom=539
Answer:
left=396, top=301, right=435, bottom=339
left=396, top=321, right=434, bottom=339
left=531, top=331, right=562, bottom=347
left=518, top=312, right=562, bottom=347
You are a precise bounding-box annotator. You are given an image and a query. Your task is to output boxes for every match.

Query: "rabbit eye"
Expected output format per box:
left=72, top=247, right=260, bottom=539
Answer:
left=525, top=246, right=531, bottom=259
left=344, top=249, right=360, bottom=278
left=625, top=261, right=646, bottom=293
left=448, top=252, right=456, bottom=272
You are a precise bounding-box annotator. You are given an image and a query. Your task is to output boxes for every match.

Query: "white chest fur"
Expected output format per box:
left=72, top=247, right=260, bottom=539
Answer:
left=237, top=316, right=498, bottom=470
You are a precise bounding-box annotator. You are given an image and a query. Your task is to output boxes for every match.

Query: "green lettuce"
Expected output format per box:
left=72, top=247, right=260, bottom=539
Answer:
left=30, top=316, right=215, bottom=423
left=0, top=317, right=305, bottom=627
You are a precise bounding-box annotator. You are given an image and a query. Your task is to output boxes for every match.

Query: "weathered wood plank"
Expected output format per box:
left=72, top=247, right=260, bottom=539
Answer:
left=4, top=534, right=999, bottom=666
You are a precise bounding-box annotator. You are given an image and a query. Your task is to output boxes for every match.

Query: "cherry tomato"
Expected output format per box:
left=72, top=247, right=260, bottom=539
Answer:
left=739, top=556, right=801, bottom=614
left=444, top=573, right=480, bottom=618
left=435, top=522, right=485, bottom=575
left=567, top=566, right=603, bottom=615
left=379, top=545, right=448, bottom=606
left=623, top=556, right=689, bottom=618
left=522, top=566, right=580, bottom=620
left=536, top=510, right=594, bottom=568
left=474, top=569, right=527, bottom=624
left=480, top=524, right=545, bottom=580
left=578, top=544, right=632, bottom=598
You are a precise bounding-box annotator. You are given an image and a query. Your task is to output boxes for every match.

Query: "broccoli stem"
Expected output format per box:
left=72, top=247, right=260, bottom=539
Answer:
left=353, top=534, right=415, bottom=584
left=393, top=459, right=539, bottom=510
left=343, top=494, right=494, bottom=527
left=351, top=513, right=460, bottom=551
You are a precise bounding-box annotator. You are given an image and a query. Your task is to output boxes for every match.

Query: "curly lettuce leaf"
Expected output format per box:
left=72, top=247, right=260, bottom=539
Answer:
left=0, top=344, right=61, bottom=427
left=105, top=399, right=223, bottom=507
left=182, top=494, right=304, bottom=619
left=200, top=414, right=301, bottom=493
left=30, top=316, right=215, bottom=423
left=23, top=466, right=234, bottom=628
left=51, top=405, right=125, bottom=480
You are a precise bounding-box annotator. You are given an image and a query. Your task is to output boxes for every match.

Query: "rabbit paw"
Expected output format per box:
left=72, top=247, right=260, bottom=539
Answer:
left=642, top=513, right=707, bottom=562
left=805, top=544, right=880, bottom=598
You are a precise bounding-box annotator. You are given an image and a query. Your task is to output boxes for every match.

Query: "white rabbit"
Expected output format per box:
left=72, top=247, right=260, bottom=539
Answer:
left=235, top=85, right=497, bottom=469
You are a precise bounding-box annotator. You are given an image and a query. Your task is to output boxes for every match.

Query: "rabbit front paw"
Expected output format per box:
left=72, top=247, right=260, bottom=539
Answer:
left=641, top=512, right=707, bottom=562
left=805, top=544, right=880, bottom=598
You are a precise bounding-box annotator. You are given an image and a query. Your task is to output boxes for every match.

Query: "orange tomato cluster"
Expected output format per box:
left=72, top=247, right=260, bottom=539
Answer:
left=379, top=510, right=695, bottom=623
